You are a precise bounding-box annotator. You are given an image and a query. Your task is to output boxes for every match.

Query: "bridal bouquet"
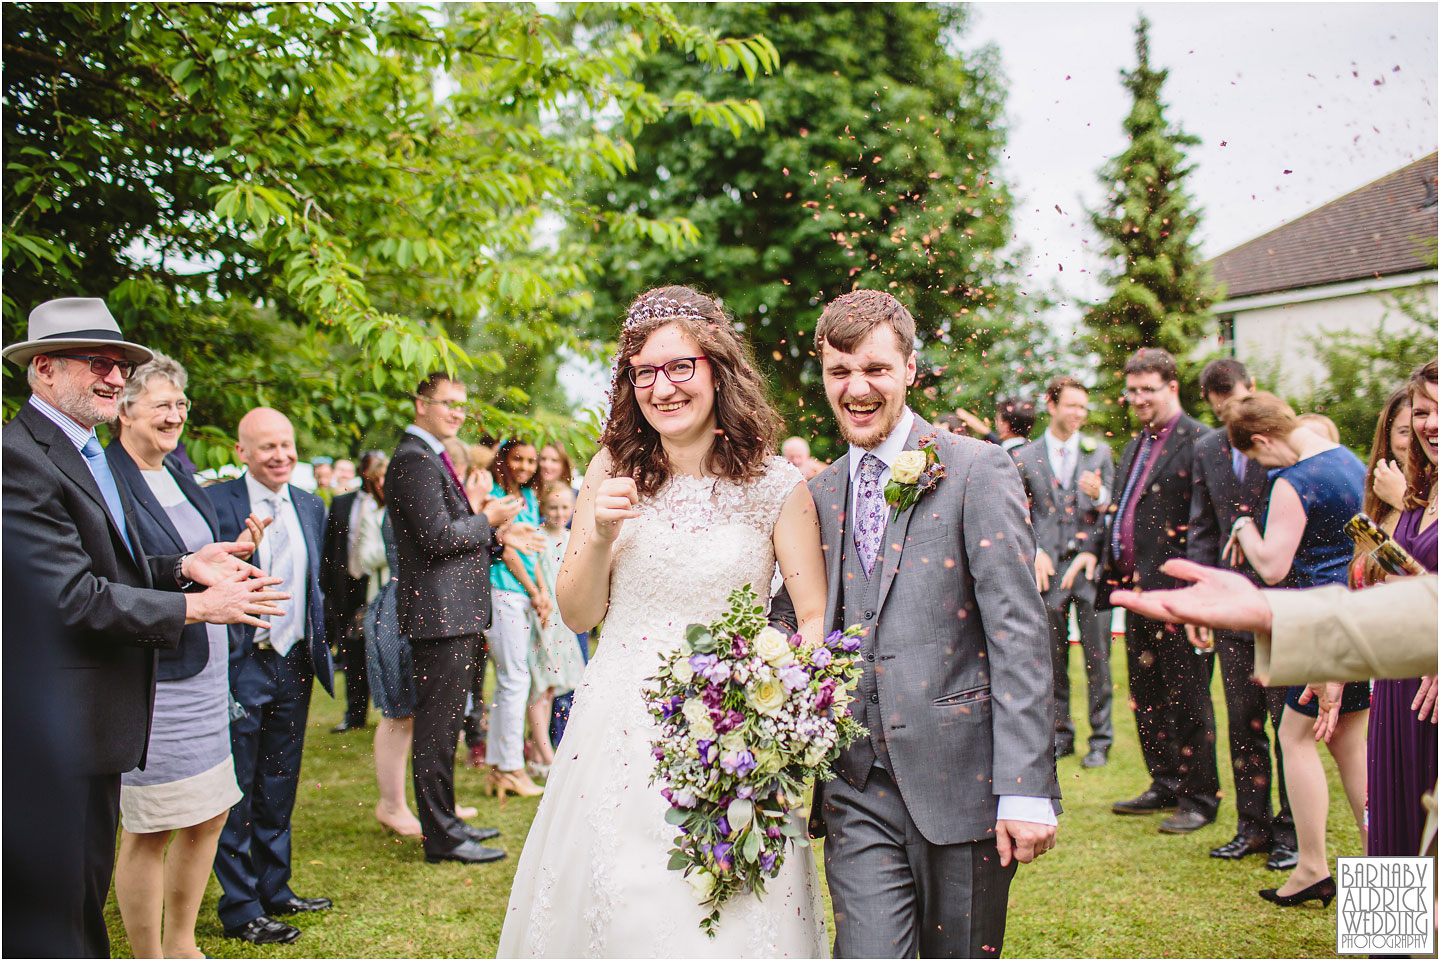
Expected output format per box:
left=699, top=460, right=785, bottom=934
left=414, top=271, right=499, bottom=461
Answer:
left=642, top=585, right=866, bottom=937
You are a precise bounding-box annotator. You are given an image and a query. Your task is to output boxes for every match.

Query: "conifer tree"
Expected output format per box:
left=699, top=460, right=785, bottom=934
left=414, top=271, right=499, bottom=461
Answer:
left=1084, top=16, right=1215, bottom=432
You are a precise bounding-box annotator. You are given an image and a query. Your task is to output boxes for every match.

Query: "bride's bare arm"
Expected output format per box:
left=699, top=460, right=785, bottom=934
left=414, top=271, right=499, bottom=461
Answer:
left=773, top=482, right=827, bottom=647
left=557, top=449, right=638, bottom=633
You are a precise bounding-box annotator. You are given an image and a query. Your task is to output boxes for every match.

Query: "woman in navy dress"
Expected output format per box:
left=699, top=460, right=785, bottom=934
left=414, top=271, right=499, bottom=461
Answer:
left=1367, top=360, right=1438, bottom=858
left=1225, top=392, right=1368, bottom=909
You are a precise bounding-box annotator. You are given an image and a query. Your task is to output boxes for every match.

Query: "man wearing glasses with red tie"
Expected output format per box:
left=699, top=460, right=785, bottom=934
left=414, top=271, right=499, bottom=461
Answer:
left=386, top=373, right=524, bottom=864
left=1097, top=348, right=1222, bottom=837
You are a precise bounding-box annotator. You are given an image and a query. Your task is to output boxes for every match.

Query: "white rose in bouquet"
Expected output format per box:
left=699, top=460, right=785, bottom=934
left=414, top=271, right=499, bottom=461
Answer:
left=748, top=678, right=787, bottom=716
left=754, top=626, right=795, bottom=668
left=682, top=698, right=717, bottom=740
left=672, top=658, right=695, bottom=684
left=687, top=869, right=717, bottom=901
left=719, top=731, right=748, bottom=755
left=892, top=449, right=927, bottom=485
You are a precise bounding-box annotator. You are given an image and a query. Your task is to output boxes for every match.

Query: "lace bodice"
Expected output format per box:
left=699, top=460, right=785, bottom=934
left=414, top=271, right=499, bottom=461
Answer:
left=600, top=456, right=802, bottom=669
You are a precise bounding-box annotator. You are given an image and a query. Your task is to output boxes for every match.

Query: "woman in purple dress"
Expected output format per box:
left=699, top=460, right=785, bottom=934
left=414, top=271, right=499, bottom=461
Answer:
left=1368, top=360, right=1438, bottom=858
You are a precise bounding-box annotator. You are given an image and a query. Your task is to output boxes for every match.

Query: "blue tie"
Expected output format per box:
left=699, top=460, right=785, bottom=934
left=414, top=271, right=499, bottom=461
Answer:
left=81, top=435, right=134, bottom=559
left=1231, top=446, right=1248, bottom=481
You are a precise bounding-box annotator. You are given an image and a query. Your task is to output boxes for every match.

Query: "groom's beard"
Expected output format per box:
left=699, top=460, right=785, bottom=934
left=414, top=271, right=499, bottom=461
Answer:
left=830, top=394, right=906, bottom=450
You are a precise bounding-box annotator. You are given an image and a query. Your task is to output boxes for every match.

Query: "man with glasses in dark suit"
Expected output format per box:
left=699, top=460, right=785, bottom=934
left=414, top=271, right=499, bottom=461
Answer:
left=1098, top=348, right=1221, bottom=836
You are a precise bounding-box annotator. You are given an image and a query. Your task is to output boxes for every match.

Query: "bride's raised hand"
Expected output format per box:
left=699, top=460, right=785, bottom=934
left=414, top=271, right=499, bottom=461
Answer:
left=593, top=476, right=640, bottom=543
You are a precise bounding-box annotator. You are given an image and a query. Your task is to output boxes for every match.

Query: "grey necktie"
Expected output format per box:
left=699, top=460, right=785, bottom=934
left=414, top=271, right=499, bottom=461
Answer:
left=854, top=453, right=887, bottom=578
left=1058, top=444, right=1074, bottom=488
left=262, top=494, right=300, bottom=656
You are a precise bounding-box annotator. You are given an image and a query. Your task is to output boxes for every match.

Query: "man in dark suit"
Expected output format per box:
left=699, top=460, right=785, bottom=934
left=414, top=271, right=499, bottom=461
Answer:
left=207, top=407, right=336, bottom=945
left=1189, top=359, right=1297, bottom=870
left=320, top=467, right=372, bottom=734
left=1, top=298, right=285, bottom=957
left=387, top=372, right=520, bottom=864
left=1099, top=348, right=1221, bottom=835
left=1014, top=376, right=1117, bottom=768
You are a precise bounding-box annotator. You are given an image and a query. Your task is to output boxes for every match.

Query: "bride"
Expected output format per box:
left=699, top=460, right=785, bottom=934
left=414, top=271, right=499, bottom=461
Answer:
left=496, top=286, right=830, bottom=957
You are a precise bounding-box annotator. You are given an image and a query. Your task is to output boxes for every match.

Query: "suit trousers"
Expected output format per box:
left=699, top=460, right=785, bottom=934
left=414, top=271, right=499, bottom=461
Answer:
left=1047, top=593, right=1113, bottom=754
left=338, top=621, right=370, bottom=727
left=1215, top=629, right=1295, bottom=845
left=1125, top=612, right=1220, bottom=817
left=412, top=632, right=482, bottom=856
left=823, top=766, right=1017, bottom=958
left=216, top=643, right=314, bottom=928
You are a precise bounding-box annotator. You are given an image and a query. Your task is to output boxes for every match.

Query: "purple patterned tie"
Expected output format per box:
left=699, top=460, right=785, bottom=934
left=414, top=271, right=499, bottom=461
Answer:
left=854, top=453, right=887, bottom=577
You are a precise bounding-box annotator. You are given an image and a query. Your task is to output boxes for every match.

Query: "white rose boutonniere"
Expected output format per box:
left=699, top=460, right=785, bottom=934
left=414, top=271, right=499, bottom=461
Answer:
left=883, top=432, right=947, bottom=520
left=1079, top=435, right=1097, bottom=454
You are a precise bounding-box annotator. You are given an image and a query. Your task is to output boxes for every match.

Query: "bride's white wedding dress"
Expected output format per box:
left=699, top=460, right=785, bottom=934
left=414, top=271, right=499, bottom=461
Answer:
left=497, top=456, right=827, bottom=958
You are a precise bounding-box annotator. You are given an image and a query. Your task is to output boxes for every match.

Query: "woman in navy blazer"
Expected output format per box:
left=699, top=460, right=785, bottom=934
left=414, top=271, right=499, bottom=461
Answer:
left=105, top=355, right=246, bottom=960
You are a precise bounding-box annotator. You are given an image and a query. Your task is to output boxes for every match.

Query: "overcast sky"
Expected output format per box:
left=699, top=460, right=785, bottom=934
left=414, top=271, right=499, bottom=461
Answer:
left=963, top=1, right=1438, bottom=330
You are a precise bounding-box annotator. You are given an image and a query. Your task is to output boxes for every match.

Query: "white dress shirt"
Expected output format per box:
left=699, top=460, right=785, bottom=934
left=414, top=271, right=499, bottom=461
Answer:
left=245, top=472, right=308, bottom=655
left=850, top=407, right=1056, bottom=827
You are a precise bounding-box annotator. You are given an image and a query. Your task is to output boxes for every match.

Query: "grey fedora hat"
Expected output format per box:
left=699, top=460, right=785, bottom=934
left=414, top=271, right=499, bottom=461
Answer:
left=2, top=297, right=154, bottom=367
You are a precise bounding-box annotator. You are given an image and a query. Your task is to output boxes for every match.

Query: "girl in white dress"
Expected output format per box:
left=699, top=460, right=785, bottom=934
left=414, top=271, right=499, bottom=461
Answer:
left=497, top=286, right=830, bottom=958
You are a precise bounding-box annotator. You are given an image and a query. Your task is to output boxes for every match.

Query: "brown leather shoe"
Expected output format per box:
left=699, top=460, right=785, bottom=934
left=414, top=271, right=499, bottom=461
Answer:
left=1158, top=809, right=1215, bottom=834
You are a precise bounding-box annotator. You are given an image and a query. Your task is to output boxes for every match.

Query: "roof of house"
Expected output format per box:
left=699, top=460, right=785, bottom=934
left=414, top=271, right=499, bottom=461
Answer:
left=1208, top=152, right=1437, bottom=301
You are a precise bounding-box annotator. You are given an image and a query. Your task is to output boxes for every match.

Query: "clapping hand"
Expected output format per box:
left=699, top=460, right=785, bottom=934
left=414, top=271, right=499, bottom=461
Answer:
left=483, top=493, right=522, bottom=527
left=501, top=522, right=546, bottom=554
left=1373, top=459, right=1408, bottom=512
left=593, top=476, right=640, bottom=543
left=237, top=513, right=272, bottom=548
left=1078, top=469, right=1103, bottom=500
left=183, top=541, right=266, bottom=585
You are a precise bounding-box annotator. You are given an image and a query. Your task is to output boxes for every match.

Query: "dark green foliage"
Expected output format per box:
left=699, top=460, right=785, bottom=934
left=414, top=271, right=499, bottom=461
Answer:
left=576, top=3, right=1033, bottom=457
left=1083, top=16, right=1216, bottom=439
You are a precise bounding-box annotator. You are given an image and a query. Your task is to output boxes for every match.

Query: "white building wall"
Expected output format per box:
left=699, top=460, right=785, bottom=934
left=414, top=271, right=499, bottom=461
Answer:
left=1225, top=275, right=1437, bottom=395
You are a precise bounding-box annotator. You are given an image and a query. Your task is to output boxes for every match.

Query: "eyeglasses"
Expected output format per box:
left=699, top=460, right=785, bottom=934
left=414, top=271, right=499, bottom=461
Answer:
left=52, top=353, right=138, bottom=380
left=416, top=395, right=469, bottom=414
left=627, top=356, right=707, bottom=389
left=1123, top=385, right=1168, bottom=398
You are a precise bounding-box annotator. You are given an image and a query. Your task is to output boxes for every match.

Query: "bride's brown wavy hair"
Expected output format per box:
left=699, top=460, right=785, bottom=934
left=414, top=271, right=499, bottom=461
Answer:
left=601, top=285, right=782, bottom=497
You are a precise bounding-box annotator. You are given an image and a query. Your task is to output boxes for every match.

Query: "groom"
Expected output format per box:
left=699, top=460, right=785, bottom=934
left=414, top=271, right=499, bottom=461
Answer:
left=778, top=290, right=1059, bottom=958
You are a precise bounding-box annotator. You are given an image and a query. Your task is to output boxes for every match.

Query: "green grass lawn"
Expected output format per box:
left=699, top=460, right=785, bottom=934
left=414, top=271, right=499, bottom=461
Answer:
left=106, top=638, right=1361, bottom=957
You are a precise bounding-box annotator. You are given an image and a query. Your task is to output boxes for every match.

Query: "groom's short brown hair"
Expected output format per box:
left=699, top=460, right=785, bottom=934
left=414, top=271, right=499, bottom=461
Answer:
left=814, top=289, right=916, bottom=358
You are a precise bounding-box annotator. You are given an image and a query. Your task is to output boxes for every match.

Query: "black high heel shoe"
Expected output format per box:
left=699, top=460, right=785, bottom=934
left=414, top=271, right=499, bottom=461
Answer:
left=1259, top=876, right=1336, bottom=907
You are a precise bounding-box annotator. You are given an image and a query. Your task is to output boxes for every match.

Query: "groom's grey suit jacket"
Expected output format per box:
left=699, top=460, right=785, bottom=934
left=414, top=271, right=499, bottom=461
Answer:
left=801, top=415, right=1060, bottom=846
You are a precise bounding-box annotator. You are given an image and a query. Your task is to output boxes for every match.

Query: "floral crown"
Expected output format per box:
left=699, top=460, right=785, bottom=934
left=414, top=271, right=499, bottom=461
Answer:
left=624, top=295, right=709, bottom=330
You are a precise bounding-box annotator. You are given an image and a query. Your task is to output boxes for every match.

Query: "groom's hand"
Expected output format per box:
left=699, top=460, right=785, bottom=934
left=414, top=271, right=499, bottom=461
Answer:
left=995, top=819, right=1056, bottom=866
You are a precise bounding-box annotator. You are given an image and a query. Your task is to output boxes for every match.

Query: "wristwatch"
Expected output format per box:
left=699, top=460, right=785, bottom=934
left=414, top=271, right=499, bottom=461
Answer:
left=173, top=552, right=197, bottom=591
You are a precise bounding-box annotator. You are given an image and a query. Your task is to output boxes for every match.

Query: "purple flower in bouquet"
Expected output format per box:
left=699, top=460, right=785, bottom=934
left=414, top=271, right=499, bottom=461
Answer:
left=810, top=646, right=833, bottom=669
left=689, top=653, right=718, bottom=677
left=766, top=824, right=783, bottom=839
left=814, top=678, right=837, bottom=712
left=698, top=739, right=715, bottom=767
left=839, top=632, right=862, bottom=653
left=716, top=815, right=731, bottom=837
left=720, top=750, right=756, bottom=777
left=735, top=784, right=754, bottom=800
left=700, top=659, right=732, bottom=685
left=731, top=635, right=748, bottom=658
left=662, top=695, right=685, bottom=719
left=714, top=708, right=745, bottom=734
left=702, top=685, right=726, bottom=710
left=713, top=841, right=734, bottom=873
left=825, top=629, right=845, bottom=649
left=653, top=745, right=666, bottom=761
left=778, top=663, right=809, bottom=691
left=760, top=852, right=777, bottom=873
